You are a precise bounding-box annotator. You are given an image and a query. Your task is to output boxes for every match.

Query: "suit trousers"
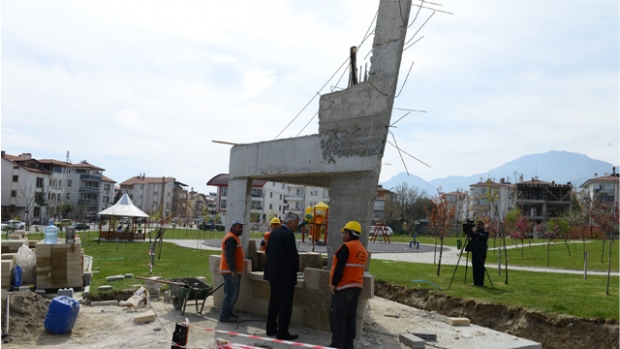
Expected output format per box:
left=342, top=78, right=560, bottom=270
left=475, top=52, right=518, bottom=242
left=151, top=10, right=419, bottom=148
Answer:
left=266, top=283, right=295, bottom=336
left=472, top=250, right=487, bottom=286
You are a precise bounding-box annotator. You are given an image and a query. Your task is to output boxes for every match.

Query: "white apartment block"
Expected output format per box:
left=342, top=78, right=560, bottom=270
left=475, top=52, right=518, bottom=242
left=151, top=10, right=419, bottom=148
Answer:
left=119, top=175, right=178, bottom=218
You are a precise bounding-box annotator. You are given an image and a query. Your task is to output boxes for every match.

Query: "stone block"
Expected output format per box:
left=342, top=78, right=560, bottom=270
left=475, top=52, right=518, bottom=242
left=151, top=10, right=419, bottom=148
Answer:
left=399, top=333, right=425, bottom=349
left=57, top=288, right=74, bottom=298
left=299, top=252, right=322, bottom=272
left=106, top=275, right=124, bottom=282
left=248, top=240, right=258, bottom=271
left=134, top=310, right=156, bottom=323
left=83, top=272, right=93, bottom=286
left=1, top=253, right=16, bottom=261
left=83, top=285, right=90, bottom=299
left=447, top=317, right=470, bottom=326
left=90, top=300, right=119, bottom=307
left=209, top=255, right=221, bottom=273
left=124, top=273, right=134, bottom=279
left=97, top=285, right=113, bottom=292
left=303, top=268, right=326, bottom=291
left=361, top=272, right=374, bottom=299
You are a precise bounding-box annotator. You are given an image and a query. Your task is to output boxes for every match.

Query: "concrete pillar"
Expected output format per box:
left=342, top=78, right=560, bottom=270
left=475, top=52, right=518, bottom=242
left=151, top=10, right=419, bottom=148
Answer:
left=227, top=177, right=253, bottom=255
left=327, top=171, right=380, bottom=267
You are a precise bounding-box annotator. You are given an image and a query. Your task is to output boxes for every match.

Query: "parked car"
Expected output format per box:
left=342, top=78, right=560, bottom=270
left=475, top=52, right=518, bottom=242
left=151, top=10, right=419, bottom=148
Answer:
left=1, top=220, right=26, bottom=231
left=54, top=219, right=73, bottom=228
left=370, top=225, right=394, bottom=236
left=70, top=223, right=90, bottom=231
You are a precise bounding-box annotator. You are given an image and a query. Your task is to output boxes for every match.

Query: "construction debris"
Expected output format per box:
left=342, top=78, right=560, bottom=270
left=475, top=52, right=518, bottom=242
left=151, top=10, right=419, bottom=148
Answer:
left=447, top=317, right=471, bottom=326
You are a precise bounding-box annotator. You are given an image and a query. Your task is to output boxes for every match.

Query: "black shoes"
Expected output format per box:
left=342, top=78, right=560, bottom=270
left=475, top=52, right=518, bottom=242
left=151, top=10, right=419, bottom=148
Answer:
left=266, top=330, right=277, bottom=337
left=277, top=333, right=298, bottom=340
left=219, top=316, right=237, bottom=323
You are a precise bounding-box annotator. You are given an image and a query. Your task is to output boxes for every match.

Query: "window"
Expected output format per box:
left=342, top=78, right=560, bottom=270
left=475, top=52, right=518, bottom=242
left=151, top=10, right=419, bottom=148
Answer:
left=282, top=184, right=284, bottom=189
left=272, top=182, right=275, bottom=187
left=10, top=190, right=16, bottom=197
left=66, top=193, right=71, bottom=200
left=12, top=175, right=18, bottom=182
left=279, top=205, right=281, bottom=212
left=36, top=177, right=44, bottom=188
left=67, top=179, right=72, bottom=187
left=269, top=203, right=273, bottom=209
left=270, top=192, right=273, bottom=198
left=220, top=200, right=227, bottom=209
left=252, top=189, right=262, bottom=198
left=280, top=194, right=282, bottom=200
left=57, top=195, right=61, bottom=202
left=222, top=187, right=228, bottom=197
left=296, top=189, right=303, bottom=195
left=13, top=166, right=18, bottom=169
left=251, top=201, right=262, bottom=210
left=310, top=190, right=318, bottom=196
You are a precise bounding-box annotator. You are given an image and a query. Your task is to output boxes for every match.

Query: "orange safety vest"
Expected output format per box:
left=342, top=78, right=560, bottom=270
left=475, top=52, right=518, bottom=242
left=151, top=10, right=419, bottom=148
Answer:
left=259, top=231, right=271, bottom=252
left=330, top=240, right=368, bottom=291
left=219, top=232, right=244, bottom=274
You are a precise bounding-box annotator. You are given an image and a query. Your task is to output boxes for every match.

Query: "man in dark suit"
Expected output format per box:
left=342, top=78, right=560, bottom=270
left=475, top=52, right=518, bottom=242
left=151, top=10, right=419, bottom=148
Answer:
left=263, top=212, right=300, bottom=340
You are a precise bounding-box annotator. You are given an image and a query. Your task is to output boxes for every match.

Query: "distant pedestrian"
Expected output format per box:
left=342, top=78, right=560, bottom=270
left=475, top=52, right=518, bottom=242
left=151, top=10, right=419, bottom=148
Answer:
left=219, top=219, right=245, bottom=322
left=329, top=221, right=368, bottom=349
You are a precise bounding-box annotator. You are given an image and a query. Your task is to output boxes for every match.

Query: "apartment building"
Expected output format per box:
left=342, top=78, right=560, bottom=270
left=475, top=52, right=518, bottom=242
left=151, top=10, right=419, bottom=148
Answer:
left=445, top=189, right=469, bottom=224
left=469, top=178, right=513, bottom=221
left=118, top=175, right=179, bottom=218
left=285, top=184, right=330, bottom=217
left=514, top=177, right=572, bottom=223
left=1, top=151, right=113, bottom=222
left=579, top=167, right=619, bottom=210
left=374, top=185, right=397, bottom=222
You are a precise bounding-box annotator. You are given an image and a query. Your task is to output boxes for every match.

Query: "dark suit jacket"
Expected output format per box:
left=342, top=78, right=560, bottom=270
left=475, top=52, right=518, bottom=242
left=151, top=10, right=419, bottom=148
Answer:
left=263, top=225, right=299, bottom=286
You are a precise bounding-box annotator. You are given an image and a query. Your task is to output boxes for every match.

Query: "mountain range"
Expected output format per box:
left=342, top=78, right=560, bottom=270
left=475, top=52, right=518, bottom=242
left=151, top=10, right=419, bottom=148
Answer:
left=381, top=150, right=617, bottom=195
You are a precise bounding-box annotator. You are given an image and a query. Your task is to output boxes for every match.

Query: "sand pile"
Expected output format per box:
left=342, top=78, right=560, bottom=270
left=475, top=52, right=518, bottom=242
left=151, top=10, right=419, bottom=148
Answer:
left=1, top=289, right=51, bottom=343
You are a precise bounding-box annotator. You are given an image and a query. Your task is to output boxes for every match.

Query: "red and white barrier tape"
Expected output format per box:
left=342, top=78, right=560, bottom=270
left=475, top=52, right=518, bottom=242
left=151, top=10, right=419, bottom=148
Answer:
left=203, top=327, right=336, bottom=349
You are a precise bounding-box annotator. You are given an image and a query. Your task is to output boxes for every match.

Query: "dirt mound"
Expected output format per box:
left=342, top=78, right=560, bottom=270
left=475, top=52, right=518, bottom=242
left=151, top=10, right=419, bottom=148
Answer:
left=375, top=282, right=619, bottom=349
left=1, top=289, right=51, bottom=343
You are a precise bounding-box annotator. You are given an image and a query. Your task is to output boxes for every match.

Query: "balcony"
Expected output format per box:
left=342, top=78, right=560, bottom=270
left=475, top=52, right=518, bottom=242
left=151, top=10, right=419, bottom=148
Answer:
left=78, top=199, right=98, bottom=205
left=79, top=186, right=100, bottom=193
left=285, top=195, right=304, bottom=202
left=80, top=174, right=102, bottom=181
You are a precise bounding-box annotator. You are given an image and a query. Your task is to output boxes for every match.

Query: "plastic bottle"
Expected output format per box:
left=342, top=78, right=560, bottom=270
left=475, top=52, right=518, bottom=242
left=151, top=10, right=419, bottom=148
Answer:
left=13, top=265, right=22, bottom=288
left=44, top=222, right=59, bottom=244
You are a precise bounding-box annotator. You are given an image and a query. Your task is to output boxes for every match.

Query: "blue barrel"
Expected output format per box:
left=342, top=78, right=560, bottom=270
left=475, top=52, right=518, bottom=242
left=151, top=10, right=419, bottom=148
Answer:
left=12, top=265, right=22, bottom=288
left=44, top=296, right=80, bottom=334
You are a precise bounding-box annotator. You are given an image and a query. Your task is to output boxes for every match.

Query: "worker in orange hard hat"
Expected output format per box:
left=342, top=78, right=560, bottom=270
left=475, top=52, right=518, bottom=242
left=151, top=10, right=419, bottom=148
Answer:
left=260, top=217, right=281, bottom=252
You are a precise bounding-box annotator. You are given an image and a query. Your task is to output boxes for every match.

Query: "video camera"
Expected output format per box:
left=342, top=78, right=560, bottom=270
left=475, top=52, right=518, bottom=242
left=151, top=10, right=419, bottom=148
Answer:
left=462, top=219, right=475, bottom=235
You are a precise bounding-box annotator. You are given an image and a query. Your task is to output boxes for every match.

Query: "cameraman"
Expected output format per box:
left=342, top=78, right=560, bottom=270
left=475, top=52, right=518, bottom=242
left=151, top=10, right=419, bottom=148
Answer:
left=468, top=220, right=489, bottom=287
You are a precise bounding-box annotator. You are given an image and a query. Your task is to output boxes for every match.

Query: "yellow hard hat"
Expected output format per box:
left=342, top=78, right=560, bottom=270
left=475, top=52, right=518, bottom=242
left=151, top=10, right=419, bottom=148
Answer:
left=341, top=221, right=362, bottom=235
left=270, top=217, right=281, bottom=225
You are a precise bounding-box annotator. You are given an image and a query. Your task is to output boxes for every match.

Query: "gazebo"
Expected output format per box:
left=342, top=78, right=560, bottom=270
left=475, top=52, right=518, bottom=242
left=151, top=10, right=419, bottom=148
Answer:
left=97, top=193, right=149, bottom=242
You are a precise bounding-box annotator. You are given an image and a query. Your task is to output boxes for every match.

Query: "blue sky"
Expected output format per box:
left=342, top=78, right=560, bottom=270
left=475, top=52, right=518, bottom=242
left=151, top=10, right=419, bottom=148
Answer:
left=2, top=0, right=618, bottom=193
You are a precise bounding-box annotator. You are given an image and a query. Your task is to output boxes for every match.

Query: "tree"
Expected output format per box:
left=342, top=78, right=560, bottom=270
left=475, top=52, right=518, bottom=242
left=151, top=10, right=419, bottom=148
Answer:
left=483, top=180, right=510, bottom=284
left=391, top=182, right=429, bottom=234
left=425, top=188, right=455, bottom=276
left=590, top=202, right=619, bottom=295
left=510, top=214, right=531, bottom=258
left=113, top=190, right=123, bottom=204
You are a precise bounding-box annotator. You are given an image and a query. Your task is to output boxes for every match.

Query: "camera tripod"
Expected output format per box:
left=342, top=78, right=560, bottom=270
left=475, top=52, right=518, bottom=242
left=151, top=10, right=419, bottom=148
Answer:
left=448, top=233, right=494, bottom=289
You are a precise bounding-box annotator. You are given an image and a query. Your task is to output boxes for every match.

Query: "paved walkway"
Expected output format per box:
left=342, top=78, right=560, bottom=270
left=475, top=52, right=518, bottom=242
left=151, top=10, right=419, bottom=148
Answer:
left=164, top=239, right=618, bottom=277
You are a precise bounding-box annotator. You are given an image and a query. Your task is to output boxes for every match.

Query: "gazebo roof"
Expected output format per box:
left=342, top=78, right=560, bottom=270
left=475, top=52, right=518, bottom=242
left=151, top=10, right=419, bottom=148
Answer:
left=97, top=193, right=149, bottom=217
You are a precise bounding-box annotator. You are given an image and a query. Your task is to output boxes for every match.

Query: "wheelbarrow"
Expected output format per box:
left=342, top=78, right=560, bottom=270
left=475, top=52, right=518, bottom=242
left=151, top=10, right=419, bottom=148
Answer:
left=136, top=276, right=224, bottom=315
left=168, top=278, right=224, bottom=315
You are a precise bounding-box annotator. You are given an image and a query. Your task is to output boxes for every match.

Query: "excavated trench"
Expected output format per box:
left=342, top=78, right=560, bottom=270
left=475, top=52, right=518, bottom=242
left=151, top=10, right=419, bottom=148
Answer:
left=375, top=282, right=619, bottom=349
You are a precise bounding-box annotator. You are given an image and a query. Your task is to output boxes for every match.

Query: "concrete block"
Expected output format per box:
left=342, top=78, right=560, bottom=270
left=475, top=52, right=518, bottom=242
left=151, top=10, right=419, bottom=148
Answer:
left=106, top=275, right=124, bottom=282
left=360, top=272, right=374, bottom=299
left=97, top=285, right=114, bottom=292
left=83, top=285, right=90, bottom=299
left=399, top=333, right=425, bottom=349
left=57, top=288, right=74, bottom=298
left=447, top=317, right=470, bottom=326
left=209, top=255, right=221, bottom=274
left=257, top=251, right=266, bottom=271
left=406, top=330, right=436, bottom=341
left=90, top=300, right=119, bottom=307
left=299, top=252, right=322, bottom=272
left=134, top=310, right=156, bottom=323
left=18, top=286, right=30, bottom=291
left=124, top=273, right=134, bottom=279
left=1, top=253, right=17, bottom=261
left=83, top=272, right=93, bottom=286
left=303, top=268, right=325, bottom=291
left=35, top=289, right=46, bottom=295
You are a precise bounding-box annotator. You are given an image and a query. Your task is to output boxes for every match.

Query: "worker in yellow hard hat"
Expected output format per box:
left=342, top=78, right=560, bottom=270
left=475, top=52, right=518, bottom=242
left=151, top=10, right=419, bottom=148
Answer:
left=260, top=217, right=281, bottom=252
left=328, top=221, right=368, bottom=349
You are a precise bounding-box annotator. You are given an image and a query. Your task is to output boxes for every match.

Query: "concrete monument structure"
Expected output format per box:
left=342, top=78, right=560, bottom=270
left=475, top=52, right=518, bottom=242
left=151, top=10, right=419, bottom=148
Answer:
left=210, top=0, right=413, bottom=336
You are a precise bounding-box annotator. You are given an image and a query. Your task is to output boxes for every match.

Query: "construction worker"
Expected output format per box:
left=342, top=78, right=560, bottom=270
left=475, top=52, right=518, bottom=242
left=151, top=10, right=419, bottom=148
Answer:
left=260, top=217, right=281, bottom=252
left=219, top=219, right=245, bottom=323
left=329, top=221, right=368, bottom=349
